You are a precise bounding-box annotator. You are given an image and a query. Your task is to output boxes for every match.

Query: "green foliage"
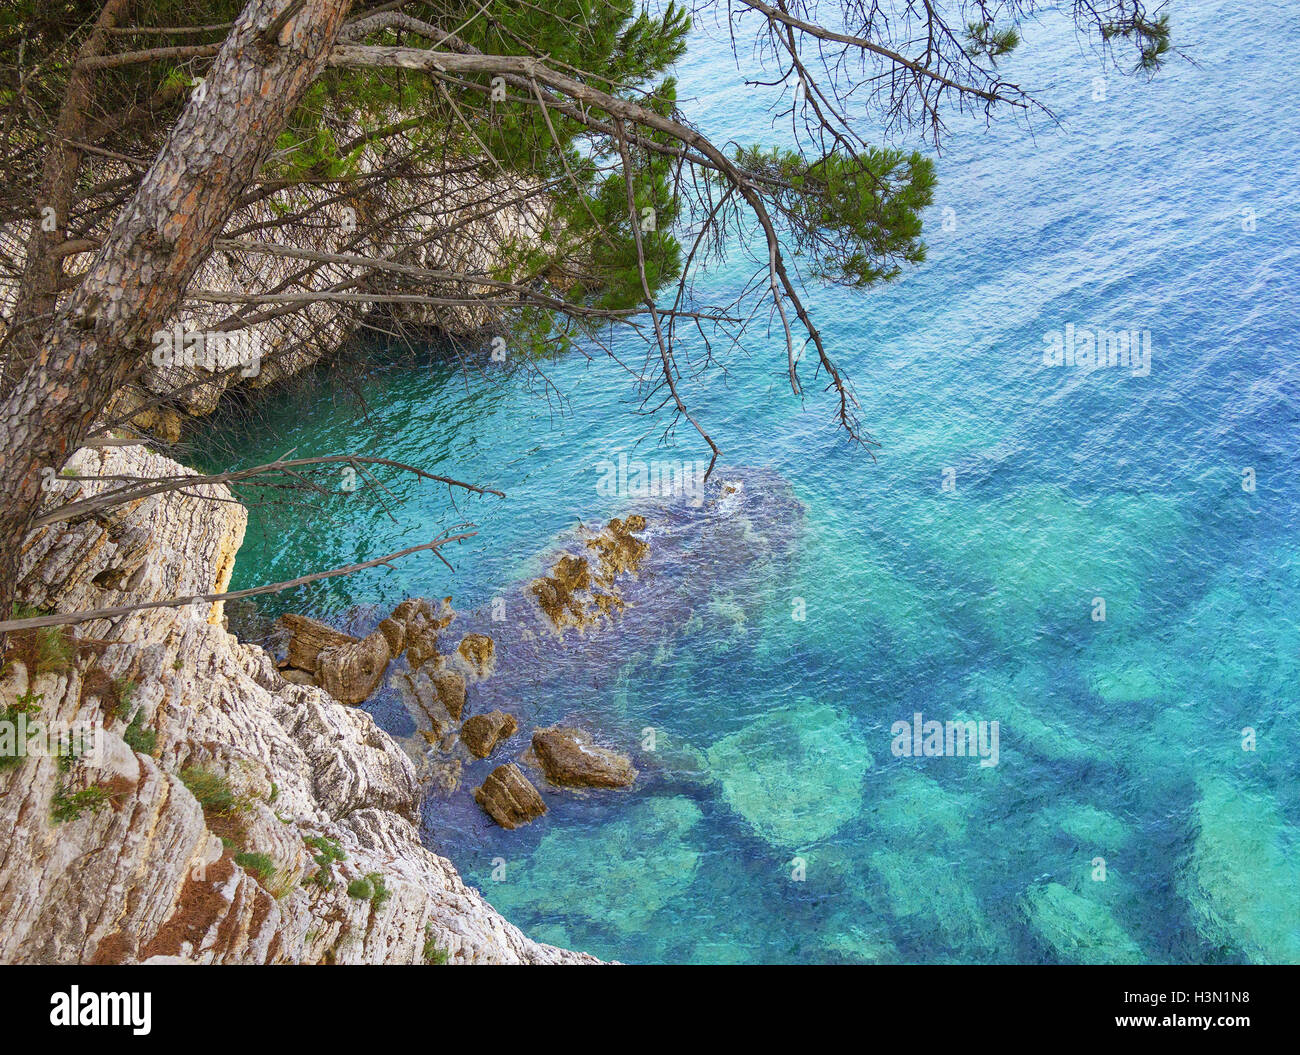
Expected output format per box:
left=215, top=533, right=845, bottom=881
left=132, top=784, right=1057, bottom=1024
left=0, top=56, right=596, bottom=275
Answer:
left=180, top=765, right=237, bottom=814
left=181, top=765, right=252, bottom=850
left=423, top=926, right=449, bottom=965
left=272, top=122, right=366, bottom=181
left=52, top=783, right=111, bottom=823
left=0, top=690, right=42, bottom=771
left=347, top=871, right=391, bottom=910
left=57, top=744, right=80, bottom=774
left=2, top=606, right=72, bottom=675
left=305, top=835, right=345, bottom=860
left=122, top=708, right=157, bottom=756
left=441, top=1, right=690, bottom=326
left=370, top=872, right=391, bottom=910
left=0, top=0, right=1173, bottom=431
left=304, top=834, right=347, bottom=890
left=107, top=676, right=137, bottom=723
left=12, top=690, right=42, bottom=712
left=298, top=0, right=691, bottom=341
left=1101, top=13, right=1172, bottom=72
left=235, top=851, right=276, bottom=884
left=965, top=21, right=1021, bottom=61
left=35, top=625, right=75, bottom=675
left=732, top=146, right=936, bottom=288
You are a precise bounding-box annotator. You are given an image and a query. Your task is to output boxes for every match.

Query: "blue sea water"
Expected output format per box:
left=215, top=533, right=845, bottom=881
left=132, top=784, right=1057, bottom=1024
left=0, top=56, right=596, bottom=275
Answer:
left=192, top=0, right=1300, bottom=963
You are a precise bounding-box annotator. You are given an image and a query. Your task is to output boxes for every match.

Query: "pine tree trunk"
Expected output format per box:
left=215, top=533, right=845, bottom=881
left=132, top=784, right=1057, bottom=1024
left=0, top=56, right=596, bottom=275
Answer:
left=0, top=0, right=133, bottom=398
left=0, top=0, right=353, bottom=628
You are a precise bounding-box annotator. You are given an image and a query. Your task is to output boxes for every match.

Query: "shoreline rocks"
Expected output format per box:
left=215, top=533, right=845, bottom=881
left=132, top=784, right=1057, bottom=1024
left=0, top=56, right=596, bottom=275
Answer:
left=317, top=628, right=393, bottom=705
left=474, top=765, right=548, bottom=830
left=430, top=670, right=467, bottom=721
left=3, top=443, right=596, bottom=964
left=456, top=633, right=496, bottom=679
left=461, top=711, right=518, bottom=760
left=528, top=517, right=650, bottom=634
left=532, top=727, right=638, bottom=789
left=278, top=598, right=459, bottom=706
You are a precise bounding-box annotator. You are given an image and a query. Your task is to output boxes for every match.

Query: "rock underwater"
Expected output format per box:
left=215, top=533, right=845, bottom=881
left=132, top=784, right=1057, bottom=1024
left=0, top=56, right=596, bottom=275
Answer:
left=368, top=467, right=807, bottom=836
left=1021, top=882, right=1144, bottom=965
left=705, top=701, right=872, bottom=849
left=489, top=796, right=706, bottom=933
left=1181, top=775, right=1300, bottom=964
left=253, top=469, right=806, bottom=902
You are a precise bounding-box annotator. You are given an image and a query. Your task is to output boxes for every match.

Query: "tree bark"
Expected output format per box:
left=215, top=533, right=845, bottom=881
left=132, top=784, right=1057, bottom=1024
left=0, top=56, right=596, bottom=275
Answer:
left=0, top=0, right=353, bottom=626
left=1, top=0, right=133, bottom=398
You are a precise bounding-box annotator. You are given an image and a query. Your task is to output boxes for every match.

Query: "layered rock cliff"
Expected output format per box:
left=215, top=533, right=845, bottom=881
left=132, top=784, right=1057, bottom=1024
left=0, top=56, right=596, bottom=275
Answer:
left=0, top=443, right=595, bottom=964
left=1, top=159, right=546, bottom=439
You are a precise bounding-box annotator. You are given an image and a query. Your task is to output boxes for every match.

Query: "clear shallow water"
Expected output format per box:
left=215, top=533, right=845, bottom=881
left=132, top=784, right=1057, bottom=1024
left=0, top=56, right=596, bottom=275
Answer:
left=191, top=0, right=1300, bottom=963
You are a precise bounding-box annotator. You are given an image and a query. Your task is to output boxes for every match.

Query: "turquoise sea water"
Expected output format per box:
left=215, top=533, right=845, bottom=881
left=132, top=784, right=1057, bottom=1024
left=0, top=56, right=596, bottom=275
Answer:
left=191, top=0, right=1300, bottom=963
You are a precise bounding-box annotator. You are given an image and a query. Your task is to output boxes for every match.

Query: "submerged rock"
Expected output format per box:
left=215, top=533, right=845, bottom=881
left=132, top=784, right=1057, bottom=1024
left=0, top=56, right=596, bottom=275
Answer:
left=1055, top=803, right=1131, bottom=850
left=1022, top=882, right=1144, bottom=965
left=817, top=923, right=900, bottom=965
left=866, top=845, right=1007, bottom=959
left=399, top=670, right=457, bottom=746
left=474, top=764, right=548, bottom=830
left=639, top=736, right=713, bottom=788
left=461, top=711, right=518, bottom=760
left=419, top=756, right=463, bottom=798
left=900, top=485, right=1185, bottom=653
left=969, top=667, right=1103, bottom=768
left=532, top=727, right=638, bottom=788
left=706, top=702, right=871, bottom=848
left=1182, top=776, right=1300, bottom=964
left=498, top=796, right=704, bottom=931
left=863, top=770, right=972, bottom=845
